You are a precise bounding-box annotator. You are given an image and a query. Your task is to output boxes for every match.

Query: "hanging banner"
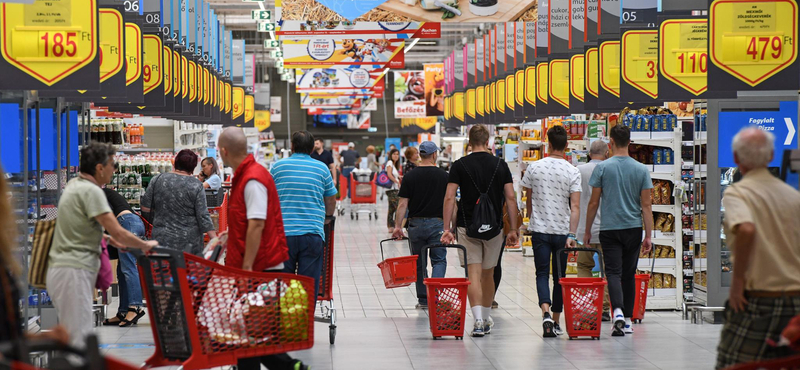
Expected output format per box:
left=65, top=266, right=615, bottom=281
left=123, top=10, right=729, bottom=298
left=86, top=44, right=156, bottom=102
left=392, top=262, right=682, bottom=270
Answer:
left=0, top=0, right=100, bottom=89
left=103, top=21, right=144, bottom=104
left=270, top=96, right=282, bottom=122
left=277, top=21, right=440, bottom=39
left=586, top=0, right=600, bottom=42
left=620, top=28, right=658, bottom=102
left=599, top=0, right=621, bottom=35
left=658, top=17, right=709, bottom=100
left=584, top=45, right=600, bottom=112
left=394, top=70, right=426, bottom=118
left=708, top=0, right=799, bottom=91
left=245, top=53, right=255, bottom=89
left=524, top=64, right=537, bottom=117
left=536, top=62, right=549, bottom=114
left=537, top=0, right=549, bottom=56
left=255, top=110, right=270, bottom=131
left=424, top=63, right=444, bottom=117
left=571, top=0, right=585, bottom=51
left=296, top=68, right=386, bottom=92
left=621, top=0, right=658, bottom=26
left=570, top=53, right=585, bottom=112
left=550, top=0, right=570, bottom=54
left=549, top=58, right=570, bottom=113
left=282, top=39, right=404, bottom=69
left=244, top=94, right=255, bottom=127
left=598, top=39, right=621, bottom=108
left=232, top=39, right=244, bottom=85
left=401, top=117, right=436, bottom=134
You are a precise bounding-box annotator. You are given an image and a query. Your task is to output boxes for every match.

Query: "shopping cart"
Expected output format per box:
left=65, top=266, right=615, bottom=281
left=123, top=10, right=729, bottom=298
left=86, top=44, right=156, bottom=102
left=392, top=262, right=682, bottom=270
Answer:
left=316, top=216, right=338, bottom=344
left=723, top=354, right=800, bottom=370
left=336, top=171, right=348, bottom=216
left=349, top=169, right=378, bottom=220
left=207, top=191, right=229, bottom=233
left=0, top=335, right=140, bottom=370
left=377, top=238, right=417, bottom=289
left=423, top=244, right=470, bottom=340
left=558, top=247, right=607, bottom=340
left=136, top=248, right=315, bottom=370
left=633, top=253, right=657, bottom=323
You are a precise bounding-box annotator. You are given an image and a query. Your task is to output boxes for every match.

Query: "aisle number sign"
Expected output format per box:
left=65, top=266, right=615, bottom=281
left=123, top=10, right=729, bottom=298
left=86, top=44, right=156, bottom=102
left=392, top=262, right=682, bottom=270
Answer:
left=99, top=8, right=124, bottom=83
left=660, top=19, right=708, bottom=95
left=570, top=54, right=585, bottom=102
left=621, top=30, right=658, bottom=99
left=142, top=35, right=163, bottom=94
left=599, top=41, right=621, bottom=97
left=709, top=0, right=798, bottom=87
left=585, top=47, right=599, bottom=98
left=0, top=0, right=98, bottom=86
left=549, top=59, right=570, bottom=109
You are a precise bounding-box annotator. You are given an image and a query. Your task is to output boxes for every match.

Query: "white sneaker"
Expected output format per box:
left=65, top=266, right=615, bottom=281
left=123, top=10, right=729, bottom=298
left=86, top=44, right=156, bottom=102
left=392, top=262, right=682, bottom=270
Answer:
left=472, top=319, right=486, bottom=337
left=612, top=315, right=626, bottom=336
left=484, top=316, right=494, bottom=334
left=624, top=324, right=634, bottom=334
left=554, top=323, right=564, bottom=336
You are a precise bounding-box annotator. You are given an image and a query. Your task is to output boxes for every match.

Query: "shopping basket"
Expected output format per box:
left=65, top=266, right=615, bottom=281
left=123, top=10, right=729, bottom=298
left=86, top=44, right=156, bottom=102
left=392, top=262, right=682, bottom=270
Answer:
left=136, top=248, right=315, bottom=370
left=723, top=354, right=800, bottom=370
left=423, top=244, right=470, bottom=340
left=633, top=253, right=656, bottom=323
left=377, top=238, right=417, bottom=289
left=316, top=216, right=338, bottom=344
left=557, top=247, right=607, bottom=340
left=0, top=335, right=140, bottom=370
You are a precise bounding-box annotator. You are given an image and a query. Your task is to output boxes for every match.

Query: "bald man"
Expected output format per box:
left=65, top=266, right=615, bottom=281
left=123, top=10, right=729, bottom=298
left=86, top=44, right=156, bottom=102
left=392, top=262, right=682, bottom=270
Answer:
left=217, top=128, right=308, bottom=370
left=716, top=127, right=800, bottom=369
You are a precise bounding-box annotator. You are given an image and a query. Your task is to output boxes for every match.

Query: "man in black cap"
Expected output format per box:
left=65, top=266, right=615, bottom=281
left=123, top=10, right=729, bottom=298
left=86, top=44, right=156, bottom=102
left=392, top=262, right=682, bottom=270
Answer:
left=392, top=141, right=449, bottom=309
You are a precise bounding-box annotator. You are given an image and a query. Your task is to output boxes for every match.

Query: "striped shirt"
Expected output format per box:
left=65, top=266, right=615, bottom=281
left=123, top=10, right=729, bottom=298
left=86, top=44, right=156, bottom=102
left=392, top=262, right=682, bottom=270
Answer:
left=271, top=153, right=337, bottom=239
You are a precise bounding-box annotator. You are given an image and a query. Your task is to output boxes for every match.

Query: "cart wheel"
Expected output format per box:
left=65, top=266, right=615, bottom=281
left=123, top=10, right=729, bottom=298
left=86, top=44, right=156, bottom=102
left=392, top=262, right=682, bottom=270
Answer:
left=374, top=212, right=378, bottom=219
left=432, top=335, right=439, bottom=340
left=329, top=325, right=336, bottom=344
left=457, top=336, right=463, bottom=340
left=356, top=214, right=359, bottom=220
left=369, top=214, right=372, bottom=220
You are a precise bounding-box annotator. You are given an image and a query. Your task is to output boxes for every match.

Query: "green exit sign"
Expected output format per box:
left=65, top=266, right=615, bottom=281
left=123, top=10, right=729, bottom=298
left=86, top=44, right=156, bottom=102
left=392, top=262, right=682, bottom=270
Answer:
left=270, top=50, right=283, bottom=58
left=264, top=40, right=280, bottom=48
left=257, top=22, right=276, bottom=32
left=251, top=10, right=271, bottom=20
left=275, top=60, right=284, bottom=68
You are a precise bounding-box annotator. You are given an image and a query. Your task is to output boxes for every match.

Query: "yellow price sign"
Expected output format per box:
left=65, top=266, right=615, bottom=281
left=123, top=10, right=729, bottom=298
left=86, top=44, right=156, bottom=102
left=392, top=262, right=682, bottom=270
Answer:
left=203, top=68, right=210, bottom=105
left=476, top=86, right=485, bottom=116
left=549, top=59, right=569, bottom=109
left=0, top=0, right=98, bottom=86
left=225, top=82, right=232, bottom=114
left=497, top=79, right=506, bottom=114
left=585, top=47, right=599, bottom=97
left=187, top=60, right=196, bottom=102
left=180, top=54, right=187, bottom=99
left=525, top=65, right=536, bottom=106
left=599, top=40, right=621, bottom=97
left=515, top=69, right=524, bottom=107
left=173, top=50, right=180, bottom=97
left=710, top=0, right=798, bottom=86
left=219, top=78, right=225, bottom=112
left=660, top=19, right=708, bottom=95
left=255, top=110, right=270, bottom=131
left=621, top=30, right=658, bottom=99
left=454, top=92, right=465, bottom=121
left=232, top=87, right=244, bottom=119
left=466, top=88, right=476, bottom=119
left=124, top=23, right=141, bottom=86
left=488, top=82, right=494, bottom=115
left=98, top=8, right=123, bottom=83
left=506, top=74, right=515, bottom=112
left=536, top=63, right=549, bottom=104
left=570, top=54, right=585, bottom=102
left=212, top=75, right=217, bottom=107
left=245, top=95, right=254, bottom=123
left=162, top=46, right=171, bottom=96
left=142, top=34, right=162, bottom=94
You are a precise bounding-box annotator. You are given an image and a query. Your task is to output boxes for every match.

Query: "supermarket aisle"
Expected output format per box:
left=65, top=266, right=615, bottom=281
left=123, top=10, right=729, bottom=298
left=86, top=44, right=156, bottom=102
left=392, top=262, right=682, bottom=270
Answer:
left=95, top=202, right=723, bottom=370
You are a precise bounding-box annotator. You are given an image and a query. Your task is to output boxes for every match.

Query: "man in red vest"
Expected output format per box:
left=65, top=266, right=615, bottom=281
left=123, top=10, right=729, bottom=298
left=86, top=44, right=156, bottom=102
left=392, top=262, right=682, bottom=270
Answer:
left=218, top=127, right=309, bottom=370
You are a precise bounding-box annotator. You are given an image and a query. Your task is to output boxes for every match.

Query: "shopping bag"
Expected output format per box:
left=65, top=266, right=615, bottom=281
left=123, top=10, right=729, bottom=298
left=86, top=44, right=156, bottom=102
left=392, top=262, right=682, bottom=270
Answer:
left=28, top=219, right=56, bottom=289
left=375, top=170, right=393, bottom=189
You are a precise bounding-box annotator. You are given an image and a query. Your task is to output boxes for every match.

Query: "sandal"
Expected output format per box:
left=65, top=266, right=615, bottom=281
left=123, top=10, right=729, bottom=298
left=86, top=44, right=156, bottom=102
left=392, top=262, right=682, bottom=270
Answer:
left=119, top=307, right=146, bottom=327
left=103, top=313, right=125, bottom=326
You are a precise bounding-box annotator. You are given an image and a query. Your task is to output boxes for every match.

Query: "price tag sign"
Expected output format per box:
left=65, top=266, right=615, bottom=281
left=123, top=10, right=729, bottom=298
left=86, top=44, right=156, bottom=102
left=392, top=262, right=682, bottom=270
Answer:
left=188, top=59, right=196, bottom=102
left=585, top=47, right=599, bottom=98
left=515, top=69, right=525, bottom=108
left=254, top=110, right=270, bottom=131
left=505, top=74, right=515, bottom=117
left=599, top=40, right=620, bottom=97
left=709, top=0, right=798, bottom=88
left=525, top=65, right=536, bottom=107
left=570, top=54, right=585, bottom=102
left=245, top=94, right=254, bottom=123
left=258, top=22, right=275, bottom=32
left=173, top=50, right=181, bottom=98
left=251, top=10, right=270, bottom=21
left=142, top=34, right=163, bottom=94
left=181, top=54, right=188, bottom=99
left=660, top=19, right=708, bottom=96
left=0, top=0, right=98, bottom=88
left=203, top=67, right=211, bottom=104
left=536, top=62, right=549, bottom=104
left=125, top=23, right=142, bottom=86
left=99, top=8, right=124, bottom=83
left=264, top=40, right=279, bottom=48
left=621, top=29, right=658, bottom=100
left=476, top=85, right=484, bottom=119
left=549, top=59, right=570, bottom=110
left=163, top=45, right=172, bottom=96
left=224, top=82, right=232, bottom=114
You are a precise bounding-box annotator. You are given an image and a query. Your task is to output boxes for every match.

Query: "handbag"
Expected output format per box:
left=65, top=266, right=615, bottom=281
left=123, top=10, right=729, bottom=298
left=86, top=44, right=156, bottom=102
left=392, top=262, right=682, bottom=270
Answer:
left=375, top=170, right=393, bottom=188
left=96, top=238, right=113, bottom=291
left=28, top=219, right=56, bottom=289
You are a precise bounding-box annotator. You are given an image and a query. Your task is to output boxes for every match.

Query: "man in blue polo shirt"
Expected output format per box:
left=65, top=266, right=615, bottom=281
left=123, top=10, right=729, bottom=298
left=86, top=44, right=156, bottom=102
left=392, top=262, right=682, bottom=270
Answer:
left=272, top=130, right=337, bottom=299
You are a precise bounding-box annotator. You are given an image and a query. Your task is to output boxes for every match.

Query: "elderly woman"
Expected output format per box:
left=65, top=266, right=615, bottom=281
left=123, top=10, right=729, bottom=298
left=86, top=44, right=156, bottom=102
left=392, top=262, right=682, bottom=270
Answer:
left=142, top=149, right=217, bottom=256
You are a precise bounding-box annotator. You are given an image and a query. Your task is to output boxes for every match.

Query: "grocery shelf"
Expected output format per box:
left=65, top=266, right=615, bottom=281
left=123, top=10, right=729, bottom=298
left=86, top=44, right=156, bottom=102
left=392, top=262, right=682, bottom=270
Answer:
left=651, top=171, right=678, bottom=182
left=177, top=129, right=207, bottom=135
left=652, top=205, right=678, bottom=214
left=629, top=138, right=675, bottom=148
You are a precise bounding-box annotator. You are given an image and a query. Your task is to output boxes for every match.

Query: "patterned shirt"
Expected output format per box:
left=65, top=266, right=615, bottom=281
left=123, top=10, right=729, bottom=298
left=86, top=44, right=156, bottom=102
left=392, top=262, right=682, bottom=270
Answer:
left=271, top=153, right=337, bottom=239
left=141, top=173, right=215, bottom=256
left=520, top=157, right=582, bottom=235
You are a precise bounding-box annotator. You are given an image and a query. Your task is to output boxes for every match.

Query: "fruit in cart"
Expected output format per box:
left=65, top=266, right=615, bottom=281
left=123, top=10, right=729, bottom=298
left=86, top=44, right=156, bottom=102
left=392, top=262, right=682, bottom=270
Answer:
left=281, top=279, right=310, bottom=341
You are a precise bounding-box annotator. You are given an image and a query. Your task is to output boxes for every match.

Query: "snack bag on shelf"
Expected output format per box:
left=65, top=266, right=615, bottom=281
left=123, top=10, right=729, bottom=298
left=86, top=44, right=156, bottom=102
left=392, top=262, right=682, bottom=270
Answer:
left=661, top=181, right=671, bottom=204
left=653, top=181, right=662, bottom=204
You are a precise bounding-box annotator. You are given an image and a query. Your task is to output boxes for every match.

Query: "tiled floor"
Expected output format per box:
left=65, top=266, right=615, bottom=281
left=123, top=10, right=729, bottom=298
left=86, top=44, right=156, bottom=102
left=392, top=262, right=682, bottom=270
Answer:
left=95, top=203, right=723, bottom=369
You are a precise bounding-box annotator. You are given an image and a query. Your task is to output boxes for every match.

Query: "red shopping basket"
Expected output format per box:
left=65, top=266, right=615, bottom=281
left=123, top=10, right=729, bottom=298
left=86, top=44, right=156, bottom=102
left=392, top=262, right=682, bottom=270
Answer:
left=633, top=254, right=656, bottom=323
left=377, top=238, right=417, bottom=289
left=723, top=354, right=800, bottom=370
left=424, top=244, right=470, bottom=340
left=136, top=248, right=315, bottom=370
left=558, top=247, right=607, bottom=340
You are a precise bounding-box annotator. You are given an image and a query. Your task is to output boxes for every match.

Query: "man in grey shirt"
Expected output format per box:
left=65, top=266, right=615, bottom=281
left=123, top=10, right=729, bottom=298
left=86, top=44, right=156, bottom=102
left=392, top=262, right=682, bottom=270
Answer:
left=576, top=140, right=610, bottom=321
left=339, top=142, right=360, bottom=198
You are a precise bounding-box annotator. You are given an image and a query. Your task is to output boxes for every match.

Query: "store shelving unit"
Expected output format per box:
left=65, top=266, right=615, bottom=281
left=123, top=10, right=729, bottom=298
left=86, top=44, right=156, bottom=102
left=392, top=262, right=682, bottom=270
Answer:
left=174, top=121, right=209, bottom=152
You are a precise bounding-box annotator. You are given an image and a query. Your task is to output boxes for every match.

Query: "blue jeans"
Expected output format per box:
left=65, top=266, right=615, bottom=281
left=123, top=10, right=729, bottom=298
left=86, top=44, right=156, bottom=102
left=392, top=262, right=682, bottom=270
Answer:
left=408, top=218, right=447, bottom=305
left=342, top=166, right=355, bottom=198
left=283, top=233, right=324, bottom=301
left=532, top=232, right=569, bottom=313
left=117, top=213, right=145, bottom=314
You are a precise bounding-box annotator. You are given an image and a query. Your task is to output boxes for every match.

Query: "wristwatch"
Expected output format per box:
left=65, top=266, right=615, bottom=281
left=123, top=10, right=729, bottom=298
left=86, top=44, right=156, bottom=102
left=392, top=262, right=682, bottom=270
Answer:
left=567, top=233, right=577, bottom=240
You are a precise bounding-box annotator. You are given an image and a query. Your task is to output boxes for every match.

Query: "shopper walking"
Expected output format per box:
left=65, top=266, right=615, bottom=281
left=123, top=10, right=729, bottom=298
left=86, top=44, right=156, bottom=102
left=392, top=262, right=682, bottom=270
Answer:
left=311, top=138, right=335, bottom=180
left=366, top=145, right=380, bottom=173
left=442, top=124, right=519, bottom=337
left=385, top=148, right=402, bottom=233
left=141, top=149, right=217, bottom=256
left=47, top=142, right=156, bottom=348
left=715, top=127, right=800, bottom=369
left=403, top=146, right=419, bottom=175
left=101, top=188, right=146, bottom=327
left=217, top=127, right=308, bottom=370
left=392, top=141, right=448, bottom=309
left=199, top=157, right=222, bottom=192
left=576, top=140, right=611, bottom=321
left=272, top=131, right=337, bottom=300
left=583, top=124, right=654, bottom=336
left=339, top=142, right=360, bottom=198
left=520, top=125, right=582, bottom=338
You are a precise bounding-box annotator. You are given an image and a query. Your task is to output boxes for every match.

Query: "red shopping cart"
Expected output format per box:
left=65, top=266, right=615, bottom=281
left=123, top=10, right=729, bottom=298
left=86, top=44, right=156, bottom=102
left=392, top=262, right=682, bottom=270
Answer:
left=316, top=216, right=337, bottom=344
left=558, top=247, right=607, bottom=340
left=423, top=244, right=470, bottom=340
left=350, top=170, right=378, bottom=220
left=1, top=335, right=141, bottom=370
left=136, top=248, right=315, bottom=370
left=633, top=253, right=656, bottom=323
left=377, top=238, right=417, bottom=289
left=723, top=354, right=800, bottom=370
left=336, top=171, right=348, bottom=216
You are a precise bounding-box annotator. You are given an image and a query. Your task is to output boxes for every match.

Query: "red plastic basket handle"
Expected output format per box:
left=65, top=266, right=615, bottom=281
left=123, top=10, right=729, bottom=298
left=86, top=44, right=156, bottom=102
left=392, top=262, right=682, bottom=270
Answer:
left=556, top=247, right=605, bottom=278
left=379, top=237, right=410, bottom=262
left=421, top=244, right=469, bottom=278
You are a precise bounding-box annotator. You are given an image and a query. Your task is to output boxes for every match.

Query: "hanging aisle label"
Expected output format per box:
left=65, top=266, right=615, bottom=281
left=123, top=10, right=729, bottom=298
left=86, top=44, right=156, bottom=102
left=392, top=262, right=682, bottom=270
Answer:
left=244, top=94, right=254, bottom=125
left=525, top=65, right=536, bottom=107
left=99, top=8, right=124, bottom=82
left=142, top=34, right=163, bottom=94
left=0, top=0, right=98, bottom=88
left=224, top=82, right=231, bottom=114
left=659, top=18, right=708, bottom=97
left=621, top=29, right=658, bottom=100
left=188, top=59, right=196, bottom=102
left=584, top=45, right=599, bottom=112
left=570, top=53, right=585, bottom=103
left=125, top=23, right=142, bottom=86
left=536, top=62, right=549, bottom=104
left=181, top=54, right=187, bottom=98
left=549, top=59, right=570, bottom=111
left=709, top=0, right=798, bottom=90
left=163, top=45, right=172, bottom=96
left=599, top=40, right=620, bottom=97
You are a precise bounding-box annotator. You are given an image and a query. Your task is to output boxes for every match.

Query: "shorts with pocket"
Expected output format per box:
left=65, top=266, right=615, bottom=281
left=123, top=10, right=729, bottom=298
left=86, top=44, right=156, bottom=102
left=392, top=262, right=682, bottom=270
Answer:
left=456, top=227, right=504, bottom=269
